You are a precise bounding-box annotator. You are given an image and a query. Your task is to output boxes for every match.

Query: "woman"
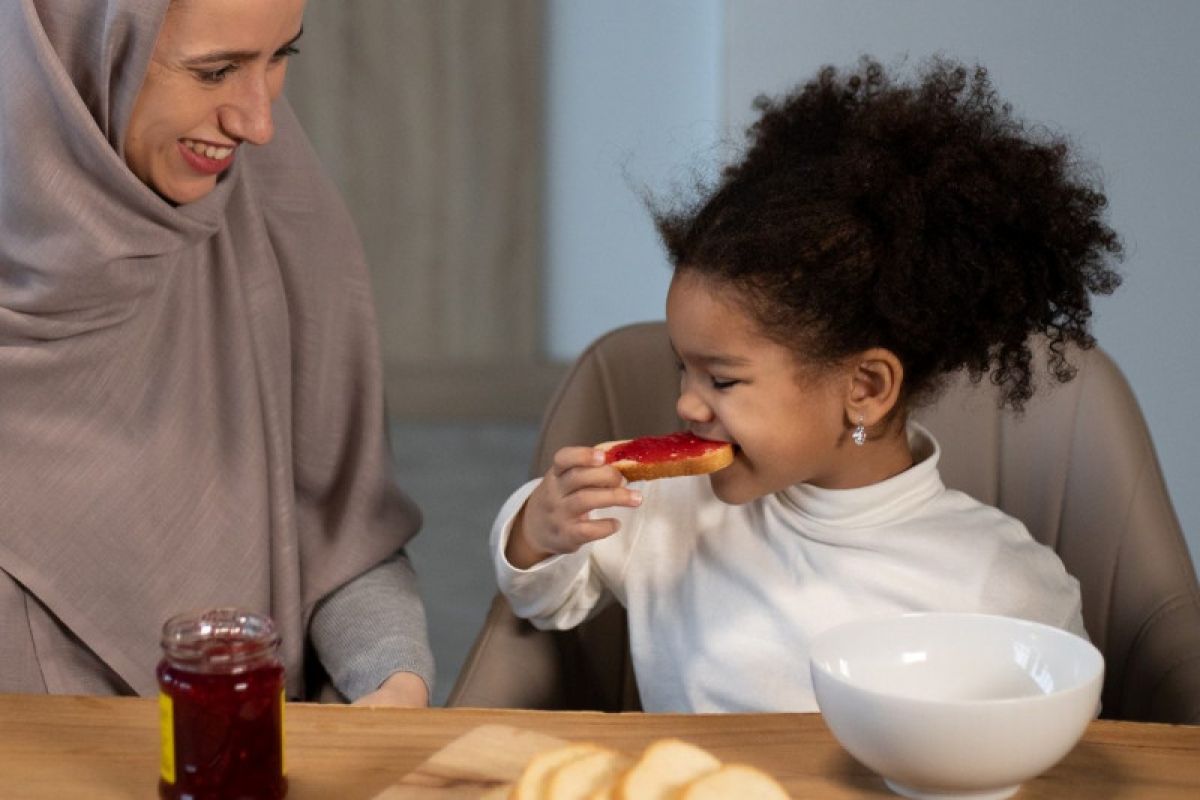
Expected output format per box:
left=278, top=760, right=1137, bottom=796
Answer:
left=0, top=0, right=433, bottom=705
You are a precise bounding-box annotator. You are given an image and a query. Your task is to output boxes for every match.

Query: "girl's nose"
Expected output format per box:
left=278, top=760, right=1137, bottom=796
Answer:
left=676, top=385, right=713, bottom=424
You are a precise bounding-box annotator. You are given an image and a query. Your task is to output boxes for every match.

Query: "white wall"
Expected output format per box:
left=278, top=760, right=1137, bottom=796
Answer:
left=545, top=0, right=1199, bottom=566
left=544, top=0, right=723, bottom=359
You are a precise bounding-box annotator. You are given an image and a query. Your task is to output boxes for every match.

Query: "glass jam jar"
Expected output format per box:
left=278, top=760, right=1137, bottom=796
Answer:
left=157, top=608, right=287, bottom=800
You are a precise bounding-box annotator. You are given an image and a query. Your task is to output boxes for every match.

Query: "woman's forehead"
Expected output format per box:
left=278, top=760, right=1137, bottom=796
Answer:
left=160, top=0, right=305, bottom=57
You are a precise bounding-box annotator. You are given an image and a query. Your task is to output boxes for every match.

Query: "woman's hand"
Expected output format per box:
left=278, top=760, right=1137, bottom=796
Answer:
left=351, top=671, right=429, bottom=707
left=505, top=446, right=643, bottom=569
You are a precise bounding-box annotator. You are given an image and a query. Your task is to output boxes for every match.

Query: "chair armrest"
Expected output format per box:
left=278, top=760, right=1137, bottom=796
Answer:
left=1121, top=592, right=1200, bottom=724
left=446, top=593, right=565, bottom=709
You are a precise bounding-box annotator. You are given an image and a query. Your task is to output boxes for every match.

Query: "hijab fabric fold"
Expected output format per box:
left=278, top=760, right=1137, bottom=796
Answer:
left=1, top=0, right=419, bottom=697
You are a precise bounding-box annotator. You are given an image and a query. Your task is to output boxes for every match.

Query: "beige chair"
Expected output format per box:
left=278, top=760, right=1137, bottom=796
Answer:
left=448, top=322, right=1200, bottom=724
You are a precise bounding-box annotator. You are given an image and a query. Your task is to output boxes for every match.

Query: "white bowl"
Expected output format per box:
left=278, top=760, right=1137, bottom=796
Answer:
left=809, top=612, right=1103, bottom=800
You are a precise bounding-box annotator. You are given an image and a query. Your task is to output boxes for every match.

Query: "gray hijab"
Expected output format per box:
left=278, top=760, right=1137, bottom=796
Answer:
left=0, top=0, right=420, bottom=697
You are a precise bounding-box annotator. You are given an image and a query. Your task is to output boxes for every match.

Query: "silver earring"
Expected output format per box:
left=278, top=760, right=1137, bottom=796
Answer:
left=852, top=415, right=867, bottom=447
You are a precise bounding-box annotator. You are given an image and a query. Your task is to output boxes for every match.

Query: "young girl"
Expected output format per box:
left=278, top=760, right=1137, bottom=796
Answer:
left=492, top=58, right=1122, bottom=712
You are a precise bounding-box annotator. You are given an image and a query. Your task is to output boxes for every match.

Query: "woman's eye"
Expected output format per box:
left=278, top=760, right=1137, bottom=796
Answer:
left=270, top=45, right=300, bottom=63
left=195, top=64, right=237, bottom=84
left=711, top=378, right=740, bottom=390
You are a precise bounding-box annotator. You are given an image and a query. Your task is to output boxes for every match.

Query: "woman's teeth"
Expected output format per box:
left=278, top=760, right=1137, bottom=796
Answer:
left=184, top=140, right=233, bottom=160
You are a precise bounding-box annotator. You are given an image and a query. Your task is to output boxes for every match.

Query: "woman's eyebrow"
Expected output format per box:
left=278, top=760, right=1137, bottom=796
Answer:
left=182, top=27, right=303, bottom=65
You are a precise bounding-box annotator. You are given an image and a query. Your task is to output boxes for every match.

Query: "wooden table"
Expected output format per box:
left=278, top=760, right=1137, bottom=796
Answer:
left=1, top=694, right=1198, bottom=798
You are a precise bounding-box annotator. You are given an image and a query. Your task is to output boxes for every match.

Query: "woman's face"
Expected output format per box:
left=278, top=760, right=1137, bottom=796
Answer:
left=124, top=0, right=307, bottom=204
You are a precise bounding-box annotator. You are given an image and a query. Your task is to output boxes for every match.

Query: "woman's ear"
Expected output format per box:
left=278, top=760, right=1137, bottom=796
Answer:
left=845, top=348, right=904, bottom=431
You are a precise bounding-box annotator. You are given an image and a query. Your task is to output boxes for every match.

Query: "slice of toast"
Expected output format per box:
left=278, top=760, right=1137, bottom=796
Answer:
left=597, top=432, right=734, bottom=482
left=546, top=748, right=632, bottom=800
left=678, top=763, right=791, bottom=799
left=614, top=739, right=722, bottom=800
left=512, top=743, right=606, bottom=800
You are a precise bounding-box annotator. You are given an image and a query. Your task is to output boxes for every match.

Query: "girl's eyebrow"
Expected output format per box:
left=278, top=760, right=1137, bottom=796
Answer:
left=695, top=354, right=751, bottom=367
left=670, top=344, right=750, bottom=368
left=182, top=27, right=303, bottom=65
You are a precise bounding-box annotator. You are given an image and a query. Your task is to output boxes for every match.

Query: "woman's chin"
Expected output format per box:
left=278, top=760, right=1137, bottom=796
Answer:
left=150, top=172, right=218, bottom=206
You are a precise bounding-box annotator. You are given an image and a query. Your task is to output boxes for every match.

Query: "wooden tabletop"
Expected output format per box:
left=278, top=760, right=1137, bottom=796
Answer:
left=1, top=694, right=1198, bottom=798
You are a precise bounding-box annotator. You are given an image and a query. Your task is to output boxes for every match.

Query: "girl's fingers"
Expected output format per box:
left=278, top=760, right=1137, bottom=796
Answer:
left=558, top=467, right=626, bottom=498
left=538, top=515, right=619, bottom=555
left=551, top=446, right=605, bottom=474
left=568, top=516, right=622, bottom=543
left=564, top=487, right=642, bottom=518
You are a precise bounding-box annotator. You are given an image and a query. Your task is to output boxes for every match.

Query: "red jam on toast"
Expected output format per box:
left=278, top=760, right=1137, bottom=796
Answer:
left=600, top=432, right=734, bottom=481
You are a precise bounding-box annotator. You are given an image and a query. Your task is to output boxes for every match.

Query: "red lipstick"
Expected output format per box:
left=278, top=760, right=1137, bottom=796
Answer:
left=178, top=140, right=236, bottom=176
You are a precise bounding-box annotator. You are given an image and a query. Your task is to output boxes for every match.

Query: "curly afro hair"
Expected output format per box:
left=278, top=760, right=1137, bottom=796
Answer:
left=653, top=56, right=1122, bottom=410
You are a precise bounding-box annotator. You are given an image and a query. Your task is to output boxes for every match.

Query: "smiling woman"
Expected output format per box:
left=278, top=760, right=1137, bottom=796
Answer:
left=124, top=0, right=305, bottom=204
left=0, top=0, right=434, bottom=709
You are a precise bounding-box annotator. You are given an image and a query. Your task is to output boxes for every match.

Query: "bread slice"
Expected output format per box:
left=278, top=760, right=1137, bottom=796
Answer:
left=678, top=763, right=791, bottom=799
left=614, top=738, right=722, bottom=800
left=597, top=432, right=734, bottom=482
left=512, top=742, right=606, bottom=800
left=546, top=748, right=631, bottom=800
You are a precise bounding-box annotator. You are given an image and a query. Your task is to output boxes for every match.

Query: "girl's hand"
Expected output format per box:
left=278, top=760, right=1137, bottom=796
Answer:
left=505, top=446, right=643, bottom=569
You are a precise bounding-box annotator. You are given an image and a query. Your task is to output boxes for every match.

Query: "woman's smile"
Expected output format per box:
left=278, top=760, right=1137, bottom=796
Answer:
left=178, top=138, right=236, bottom=175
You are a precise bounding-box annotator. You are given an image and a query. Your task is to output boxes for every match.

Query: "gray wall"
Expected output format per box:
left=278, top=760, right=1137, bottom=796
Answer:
left=288, top=0, right=552, bottom=421
left=544, top=0, right=1199, bottom=567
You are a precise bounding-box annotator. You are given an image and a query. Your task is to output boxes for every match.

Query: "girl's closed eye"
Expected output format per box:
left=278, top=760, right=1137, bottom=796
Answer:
left=710, top=377, right=740, bottom=390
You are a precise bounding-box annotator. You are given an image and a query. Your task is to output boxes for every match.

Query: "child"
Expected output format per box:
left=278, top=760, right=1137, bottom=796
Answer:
left=492, top=57, right=1122, bottom=712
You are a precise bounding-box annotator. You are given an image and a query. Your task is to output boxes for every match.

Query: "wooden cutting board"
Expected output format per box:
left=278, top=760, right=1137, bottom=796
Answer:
left=370, top=724, right=570, bottom=799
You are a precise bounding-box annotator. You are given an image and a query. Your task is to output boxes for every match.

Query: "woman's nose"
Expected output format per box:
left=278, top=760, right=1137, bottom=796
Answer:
left=221, top=76, right=275, bottom=145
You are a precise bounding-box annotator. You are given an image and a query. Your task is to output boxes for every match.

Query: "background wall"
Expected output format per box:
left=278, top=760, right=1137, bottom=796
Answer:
left=543, top=0, right=723, bottom=359
left=544, top=0, right=1200, bottom=565
left=289, top=0, right=560, bottom=420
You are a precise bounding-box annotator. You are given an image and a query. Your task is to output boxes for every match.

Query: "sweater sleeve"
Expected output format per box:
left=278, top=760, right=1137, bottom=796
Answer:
left=491, top=479, right=616, bottom=630
left=309, top=549, right=436, bottom=702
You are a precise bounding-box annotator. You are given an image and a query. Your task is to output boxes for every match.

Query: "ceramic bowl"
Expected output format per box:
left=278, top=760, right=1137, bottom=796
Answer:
left=809, top=612, right=1103, bottom=800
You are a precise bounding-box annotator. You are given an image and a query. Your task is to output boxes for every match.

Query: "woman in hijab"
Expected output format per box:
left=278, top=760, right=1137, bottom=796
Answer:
left=0, top=0, right=434, bottom=705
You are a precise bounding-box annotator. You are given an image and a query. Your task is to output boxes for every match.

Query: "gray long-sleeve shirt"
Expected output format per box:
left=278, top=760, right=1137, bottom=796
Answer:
left=310, top=549, right=435, bottom=702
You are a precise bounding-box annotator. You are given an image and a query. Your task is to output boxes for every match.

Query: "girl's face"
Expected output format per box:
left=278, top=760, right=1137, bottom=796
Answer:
left=124, top=0, right=307, bottom=204
left=666, top=271, right=859, bottom=504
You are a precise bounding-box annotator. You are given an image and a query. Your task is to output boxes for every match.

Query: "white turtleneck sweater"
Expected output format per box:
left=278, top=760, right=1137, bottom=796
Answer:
left=491, top=424, right=1086, bottom=713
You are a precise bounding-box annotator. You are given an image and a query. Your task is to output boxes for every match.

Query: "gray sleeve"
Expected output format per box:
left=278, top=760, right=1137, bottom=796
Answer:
left=309, top=549, right=436, bottom=702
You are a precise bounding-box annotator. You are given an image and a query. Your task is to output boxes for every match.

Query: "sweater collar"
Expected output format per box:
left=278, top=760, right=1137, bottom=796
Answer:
left=774, top=421, right=944, bottom=528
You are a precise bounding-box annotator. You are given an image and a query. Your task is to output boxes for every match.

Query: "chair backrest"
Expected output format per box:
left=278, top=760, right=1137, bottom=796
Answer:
left=449, top=321, right=1200, bottom=723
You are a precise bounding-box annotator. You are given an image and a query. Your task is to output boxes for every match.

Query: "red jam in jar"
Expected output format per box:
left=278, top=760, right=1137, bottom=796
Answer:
left=157, top=608, right=287, bottom=800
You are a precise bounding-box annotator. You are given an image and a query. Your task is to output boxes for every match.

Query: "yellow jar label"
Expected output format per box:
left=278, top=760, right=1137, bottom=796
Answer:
left=280, top=688, right=287, bottom=776
left=158, top=691, right=175, bottom=785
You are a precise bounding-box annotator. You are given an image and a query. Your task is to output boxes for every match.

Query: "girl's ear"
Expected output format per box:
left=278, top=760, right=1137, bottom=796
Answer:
left=845, top=348, right=904, bottom=429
